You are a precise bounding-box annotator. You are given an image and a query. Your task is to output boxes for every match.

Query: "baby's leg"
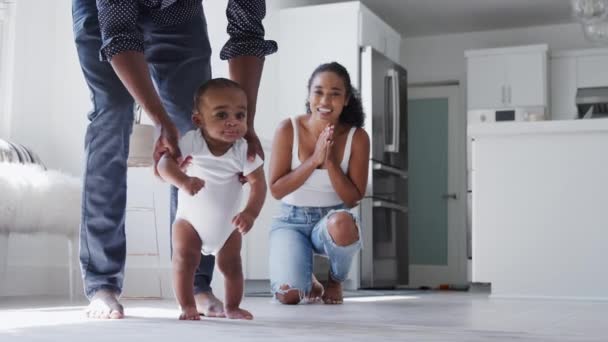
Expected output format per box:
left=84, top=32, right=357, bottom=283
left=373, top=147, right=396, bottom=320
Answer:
left=172, top=219, right=202, bottom=320
left=216, top=230, right=252, bottom=320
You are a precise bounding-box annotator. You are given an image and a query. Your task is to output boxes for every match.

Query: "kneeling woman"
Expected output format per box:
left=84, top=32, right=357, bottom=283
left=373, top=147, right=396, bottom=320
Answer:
left=268, top=62, right=370, bottom=304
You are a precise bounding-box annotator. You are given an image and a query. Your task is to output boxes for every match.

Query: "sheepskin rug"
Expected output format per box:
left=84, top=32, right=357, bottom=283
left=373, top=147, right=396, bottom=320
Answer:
left=0, top=163, right=81, bottom=235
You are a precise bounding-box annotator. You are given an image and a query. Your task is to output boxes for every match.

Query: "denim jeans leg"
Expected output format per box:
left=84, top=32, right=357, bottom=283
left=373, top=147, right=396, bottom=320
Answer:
left=311, top=209, right=362, bottom=282
left=73, top=0, right=134, bottom=299
left=268, top=224, right=314, bottom=298
left=141, top=6, right=214, bottom=294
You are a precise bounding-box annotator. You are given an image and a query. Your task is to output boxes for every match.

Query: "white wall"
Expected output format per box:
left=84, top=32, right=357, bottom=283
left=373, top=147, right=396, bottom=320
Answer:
left=401, top=22, right=597, bottom=85
left=5, top=0, right=281, bottom=177
left=5, top=0, right=89, bottom=176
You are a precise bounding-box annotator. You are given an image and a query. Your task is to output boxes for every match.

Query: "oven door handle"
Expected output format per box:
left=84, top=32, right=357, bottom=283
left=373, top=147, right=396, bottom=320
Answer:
left=372, top=162, right=408, bottom=179
left=372, top=200, right=409, bottom=213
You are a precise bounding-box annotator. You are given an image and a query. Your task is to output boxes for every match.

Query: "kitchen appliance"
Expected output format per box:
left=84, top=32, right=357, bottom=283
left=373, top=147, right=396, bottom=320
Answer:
left=358, top=46, right=409, bottom=288
left=467, top=107, right=546, bottom=124
left=576, top=86, right=608, bottom=118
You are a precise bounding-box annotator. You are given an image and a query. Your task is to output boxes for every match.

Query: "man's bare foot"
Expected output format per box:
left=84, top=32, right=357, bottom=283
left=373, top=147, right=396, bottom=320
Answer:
left=225, top=307, right=253, bottom=320
left=307, top=275, right=324, bottom=301
left=322, top=274, right=343, bottom=304
left=85, top=289, right=124, bottom=319
left=179, top=306, right=201, bottom=320
left=195, top=292, right=225, bottom=317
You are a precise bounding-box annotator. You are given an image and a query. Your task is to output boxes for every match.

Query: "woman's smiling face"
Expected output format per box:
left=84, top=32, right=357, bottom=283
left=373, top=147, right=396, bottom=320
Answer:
left=308, top=71, right=349, bottom=123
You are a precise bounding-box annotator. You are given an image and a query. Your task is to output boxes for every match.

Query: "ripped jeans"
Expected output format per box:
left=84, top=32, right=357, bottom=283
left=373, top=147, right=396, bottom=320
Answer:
left=268, top=203, right=362, bottom=299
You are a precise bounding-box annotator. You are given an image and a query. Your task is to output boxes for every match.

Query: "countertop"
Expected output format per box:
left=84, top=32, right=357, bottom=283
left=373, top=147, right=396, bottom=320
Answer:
left=468, top=118, right=608, bottom=138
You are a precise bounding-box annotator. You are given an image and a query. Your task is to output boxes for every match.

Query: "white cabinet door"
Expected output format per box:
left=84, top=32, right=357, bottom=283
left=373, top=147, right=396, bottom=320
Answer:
left=550, top=57, right=578, bottom=120
left=507, top=52, right=546, bottom=107
left=359, top=3, right=401, bottom=63
left=467, top=55, right=505, bottom=109
left=359, top=5, right=385, bottom=55
left=384, top=26, right=402, bottom=63
left=577, top=54, right=608, bottom=88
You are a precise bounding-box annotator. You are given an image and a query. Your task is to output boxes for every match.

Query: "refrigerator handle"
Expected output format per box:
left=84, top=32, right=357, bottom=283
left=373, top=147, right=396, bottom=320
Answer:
left=372, top=200, right=408, bottom=213
left=386, top=68, right=400, bottom=153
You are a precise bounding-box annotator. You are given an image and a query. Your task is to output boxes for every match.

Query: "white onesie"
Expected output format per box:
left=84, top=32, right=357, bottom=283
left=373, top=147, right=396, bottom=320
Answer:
left=175, top=129, right=263, bottom=255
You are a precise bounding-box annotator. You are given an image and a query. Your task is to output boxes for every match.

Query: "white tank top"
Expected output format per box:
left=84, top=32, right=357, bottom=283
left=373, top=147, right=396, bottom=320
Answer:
left=282, top=117, right=357, bottom=207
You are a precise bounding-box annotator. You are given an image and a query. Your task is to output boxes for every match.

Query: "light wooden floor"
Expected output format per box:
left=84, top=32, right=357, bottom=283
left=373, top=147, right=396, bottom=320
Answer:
left=1, top=291, right=607, bottom=341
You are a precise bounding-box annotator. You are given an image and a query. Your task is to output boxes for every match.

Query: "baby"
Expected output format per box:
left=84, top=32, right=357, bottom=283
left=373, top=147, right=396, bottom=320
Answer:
left=157, top=78, right=266, bottom=320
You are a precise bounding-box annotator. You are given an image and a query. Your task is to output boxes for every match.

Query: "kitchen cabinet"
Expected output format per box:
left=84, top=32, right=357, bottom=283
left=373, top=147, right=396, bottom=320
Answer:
left=550, top=48, right=608, bottom=120
left=359, top=4, right=401, bottom=63
left=577, top=54, right=608, bottom=88
left=469, top=120, right=608, bottom=300
left=466, top=45, right=548, bottom=110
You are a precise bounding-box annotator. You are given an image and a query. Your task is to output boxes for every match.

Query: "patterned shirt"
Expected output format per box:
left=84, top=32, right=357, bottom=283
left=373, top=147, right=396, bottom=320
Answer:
left=97, top=0, right=278, bottom=61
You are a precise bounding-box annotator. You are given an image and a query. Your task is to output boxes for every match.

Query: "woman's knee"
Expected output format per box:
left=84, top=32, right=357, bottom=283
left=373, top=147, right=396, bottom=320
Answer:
left=327, top=212, right=359, bottom=246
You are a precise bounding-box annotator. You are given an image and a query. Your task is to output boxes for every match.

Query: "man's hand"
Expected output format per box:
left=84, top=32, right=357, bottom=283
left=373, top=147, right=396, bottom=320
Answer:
left=237, top=172, right=248, bottom=184
left=153, top=120, right=181, bottom=178
left=232, top=210, right=255, bottom=235
left=244, top=130, right=264, bottom=162
left=179, top=176, right=205, bottom=196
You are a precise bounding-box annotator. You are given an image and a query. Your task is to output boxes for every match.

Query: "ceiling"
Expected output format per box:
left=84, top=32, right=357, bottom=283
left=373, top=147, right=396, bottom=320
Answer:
left=278, top=0, right=575, bottom=38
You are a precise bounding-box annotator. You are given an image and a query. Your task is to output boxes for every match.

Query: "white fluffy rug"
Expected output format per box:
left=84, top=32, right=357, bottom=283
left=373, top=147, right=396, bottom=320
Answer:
left=0, top=163, right=81, bottom=236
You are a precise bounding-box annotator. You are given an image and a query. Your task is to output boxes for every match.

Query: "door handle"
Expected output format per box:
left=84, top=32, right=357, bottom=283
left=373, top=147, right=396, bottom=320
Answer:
left=442, top=193, right=457, bottom=200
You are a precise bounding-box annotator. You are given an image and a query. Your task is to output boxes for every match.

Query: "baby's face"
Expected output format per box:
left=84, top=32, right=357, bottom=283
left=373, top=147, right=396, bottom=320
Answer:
left=195, top=87, right=248, bottom=143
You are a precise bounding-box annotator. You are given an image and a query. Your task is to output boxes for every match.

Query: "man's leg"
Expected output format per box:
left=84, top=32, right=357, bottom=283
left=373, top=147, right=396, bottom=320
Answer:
left=72, top=0, right=134, bottom=318
left=141, top=5, right=222, bottom=315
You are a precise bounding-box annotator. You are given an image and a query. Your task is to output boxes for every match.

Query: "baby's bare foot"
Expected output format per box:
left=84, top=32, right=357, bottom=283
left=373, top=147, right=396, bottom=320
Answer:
left=322, top=274, right=343, bottom=305
left=179, top=306, right=201, bottom=320
left=195, top=292, right=225, bottom=317
left=85, top=289, right=124, bottom=319
left=225, top=307, right=253, bottom=320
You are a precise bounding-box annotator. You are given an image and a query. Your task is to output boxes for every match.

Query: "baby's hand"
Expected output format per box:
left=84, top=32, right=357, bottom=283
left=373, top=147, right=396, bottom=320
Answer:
left=179, top=155, right=193, bottom=172
left=180, top=176, right=205, bottom=196
left=232, top=211, right=255, bottom=234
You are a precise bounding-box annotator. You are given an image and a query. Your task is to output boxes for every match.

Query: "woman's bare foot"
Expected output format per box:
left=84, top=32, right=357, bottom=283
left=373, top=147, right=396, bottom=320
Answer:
left=307, top=275, right=324, bottom=301
left=179, top=306, right=201, bottom=320
left=225, top=307, right=253, bottom=320
left=322, top=274, right=343, bottom=304
left=195, top=292, right=226, bottom=317
left=85, top=289, right=124, bottom=319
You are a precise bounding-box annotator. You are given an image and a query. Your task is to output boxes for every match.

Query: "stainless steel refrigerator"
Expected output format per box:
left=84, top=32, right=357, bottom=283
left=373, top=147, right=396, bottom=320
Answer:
left=359, top=46, right=409, bottom=288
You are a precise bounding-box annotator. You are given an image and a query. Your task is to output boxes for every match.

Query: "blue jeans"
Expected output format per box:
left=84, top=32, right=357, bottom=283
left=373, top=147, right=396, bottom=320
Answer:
left=268, top=203, right=362, bottom=298
left=72, top=0, right=214, bottom=298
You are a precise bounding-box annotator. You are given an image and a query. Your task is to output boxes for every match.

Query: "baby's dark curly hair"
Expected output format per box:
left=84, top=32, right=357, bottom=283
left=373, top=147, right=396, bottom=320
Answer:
left=193, top=77, right=244, bottom=110
left=305, top=62, right=365, bottom=128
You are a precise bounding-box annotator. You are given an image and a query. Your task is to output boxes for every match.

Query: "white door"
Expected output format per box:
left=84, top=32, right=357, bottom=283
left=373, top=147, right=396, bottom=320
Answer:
left=407, top=85, right=468, bottom=288
left=467, top=55, right=505, bottom=109
left=507, top=53, right=546, bottom=107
